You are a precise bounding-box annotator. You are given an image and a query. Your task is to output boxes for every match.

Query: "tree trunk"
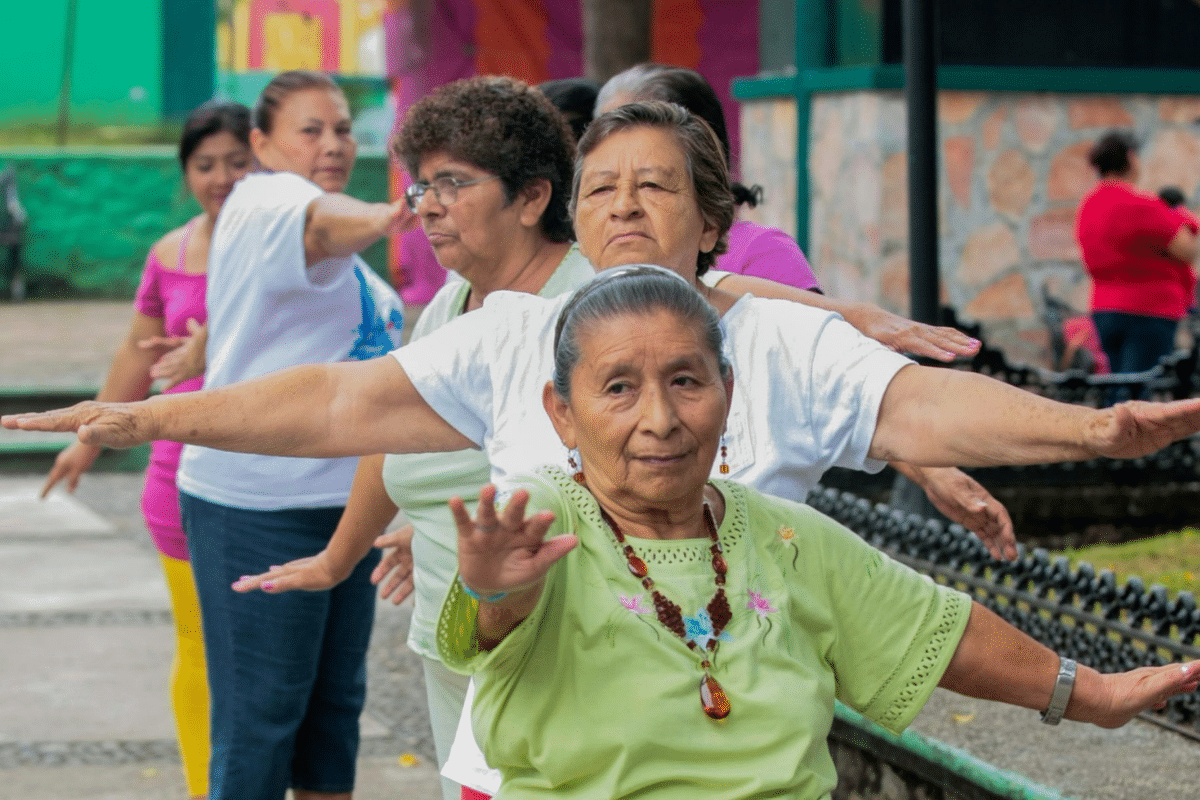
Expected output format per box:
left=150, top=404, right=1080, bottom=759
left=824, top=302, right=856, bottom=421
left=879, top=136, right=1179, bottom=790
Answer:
left=582, top=0, right=652, bottom=83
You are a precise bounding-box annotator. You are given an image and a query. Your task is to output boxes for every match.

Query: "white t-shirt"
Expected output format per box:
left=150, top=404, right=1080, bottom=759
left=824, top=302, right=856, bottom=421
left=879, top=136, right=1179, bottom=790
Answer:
left=178, top=171, right=405, bottom=510
left=393, top=290, right=911, bottom=501
left=382, top=244, right=595, bottom=660
left=392, top=287, right=913, bottom=794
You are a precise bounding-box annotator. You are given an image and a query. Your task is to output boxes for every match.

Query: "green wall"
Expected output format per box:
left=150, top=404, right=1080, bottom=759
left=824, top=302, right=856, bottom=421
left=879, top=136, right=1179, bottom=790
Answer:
left=0, top=0, right=163, bottom=126
left=1, top=150, right=391, bottom=298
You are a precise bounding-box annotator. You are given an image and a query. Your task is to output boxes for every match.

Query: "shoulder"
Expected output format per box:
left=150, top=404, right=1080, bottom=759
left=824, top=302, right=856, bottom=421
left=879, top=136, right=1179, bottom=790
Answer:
left=224, top=172, right=322, bottom=215
left=412, top=279, right=470, bottom=339
left=148, top=222, right=193, bottom=270
left=723, top=294, right=838, bottom=339
left=480, top=288, right=565, bottom=326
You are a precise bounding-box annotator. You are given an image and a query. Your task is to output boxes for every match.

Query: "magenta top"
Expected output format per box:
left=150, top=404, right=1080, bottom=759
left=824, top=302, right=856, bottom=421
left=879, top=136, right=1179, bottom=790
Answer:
left=132, top=222, right=206, bottom=559
left=716, top=220, right=821, bottom=292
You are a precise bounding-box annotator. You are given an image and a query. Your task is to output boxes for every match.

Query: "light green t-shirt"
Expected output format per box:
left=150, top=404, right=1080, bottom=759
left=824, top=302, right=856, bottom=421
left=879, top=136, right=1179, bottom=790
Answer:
left=439, top=466, right=972, bottom=800
left=382, top=245, right=595, bottom=658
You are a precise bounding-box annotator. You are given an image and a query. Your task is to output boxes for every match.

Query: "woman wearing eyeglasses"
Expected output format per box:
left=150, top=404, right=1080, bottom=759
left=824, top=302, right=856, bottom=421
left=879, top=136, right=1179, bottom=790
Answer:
left=173, top=70, right=406, bottom=800
left=228, top=76, right=591, bottom=800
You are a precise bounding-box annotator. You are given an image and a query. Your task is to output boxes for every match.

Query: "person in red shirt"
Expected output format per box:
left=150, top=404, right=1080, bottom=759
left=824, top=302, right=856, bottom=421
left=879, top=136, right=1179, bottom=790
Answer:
left=1076, top=130, right=1199, bottom=379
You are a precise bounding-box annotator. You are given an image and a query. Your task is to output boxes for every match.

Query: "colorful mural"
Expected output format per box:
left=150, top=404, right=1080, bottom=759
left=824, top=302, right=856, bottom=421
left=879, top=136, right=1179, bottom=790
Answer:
left=219, top=0, right=387, bottom=76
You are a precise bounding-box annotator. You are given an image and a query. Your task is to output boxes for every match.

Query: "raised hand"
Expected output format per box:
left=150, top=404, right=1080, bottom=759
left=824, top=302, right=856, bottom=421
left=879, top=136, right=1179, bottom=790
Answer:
left=2, top=401, right=153, bottom=449
left=231, top=549, right=351, bottom=594
left=1083, top=660, right=1200, bottom=729
left=451, top=485, right=576, bottom=601
left=372, top=524, right=416, bottom=604
left=839, top=301, right=980, bottom=362
left=1085, top=398, right=1200, bottom=460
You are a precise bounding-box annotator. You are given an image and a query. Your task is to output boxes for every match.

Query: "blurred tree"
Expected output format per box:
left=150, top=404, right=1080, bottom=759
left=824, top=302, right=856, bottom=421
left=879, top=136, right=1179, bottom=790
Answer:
left=583, top=0, right=651, bottom=82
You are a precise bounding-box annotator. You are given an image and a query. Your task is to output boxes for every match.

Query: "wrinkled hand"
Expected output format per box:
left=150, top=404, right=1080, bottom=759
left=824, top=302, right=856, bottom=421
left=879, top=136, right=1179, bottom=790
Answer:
left=40, top=440, right=103, bottom=497
left=231, top=549, right=352, bottom=594
left=140, top=318, right=206, bottom=389
left=1086, top=398, right=1200, bottom=460
left=371, top=524, right=416, bottom=605
left=1085, top=660, right=1200, bottom=728
left=2, top=401, right=152, bottom=449
left=912, top=466, right=1017, bottom=560
left=841, top=302, right=980, bottom=362
left=451, top=485, right=576, bottom=599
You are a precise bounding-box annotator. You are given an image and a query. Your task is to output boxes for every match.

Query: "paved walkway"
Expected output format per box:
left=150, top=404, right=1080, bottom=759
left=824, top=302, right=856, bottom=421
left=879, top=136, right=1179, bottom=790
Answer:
left=2, top=301, right=1200, bottom=799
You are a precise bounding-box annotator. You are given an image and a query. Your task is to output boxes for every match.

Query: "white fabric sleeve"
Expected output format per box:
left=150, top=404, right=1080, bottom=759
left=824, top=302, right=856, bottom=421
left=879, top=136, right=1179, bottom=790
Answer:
left=699, top=269, right=732, bottom=288
left=229, top=172, right=324, bottom=291
left=389, top=296, right=507, bottom=447
left=804, top=312, right=912, bottom=473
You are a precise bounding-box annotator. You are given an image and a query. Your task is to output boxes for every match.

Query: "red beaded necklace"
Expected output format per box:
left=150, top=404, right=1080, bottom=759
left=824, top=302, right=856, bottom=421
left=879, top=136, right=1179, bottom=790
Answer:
left=598, top=504, right=734, bottom=720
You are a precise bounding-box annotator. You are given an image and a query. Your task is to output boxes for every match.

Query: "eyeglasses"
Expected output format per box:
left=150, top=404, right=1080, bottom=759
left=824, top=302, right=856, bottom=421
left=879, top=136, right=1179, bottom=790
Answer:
left=404, top=174, right=499, bottom=211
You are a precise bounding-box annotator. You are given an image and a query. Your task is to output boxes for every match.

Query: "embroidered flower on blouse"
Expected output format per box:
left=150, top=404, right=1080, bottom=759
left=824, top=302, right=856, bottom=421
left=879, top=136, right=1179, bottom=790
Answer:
left=777, top=525, right=795, bottom=542
left=619, top=593, right=652, bottom=615
left=684, top=607, right=733, bottom=650
left=747, top=590, right=777, bottom=617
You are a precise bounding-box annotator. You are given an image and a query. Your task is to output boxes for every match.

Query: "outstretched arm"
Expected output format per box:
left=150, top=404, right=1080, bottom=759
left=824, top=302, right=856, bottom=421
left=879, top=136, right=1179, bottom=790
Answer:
left=718, top=272, right=980, bottom=362
left=42, top=311, right=168, bottom=497
left=304, top=193, right=412, bottom=266
left=4, top=356, right=474, bottom=458
left=870, top=364, right=1200, bottom=468
left=941, top=603, right=1200, bottom=728
left=233, top=453, right=401, bottom=594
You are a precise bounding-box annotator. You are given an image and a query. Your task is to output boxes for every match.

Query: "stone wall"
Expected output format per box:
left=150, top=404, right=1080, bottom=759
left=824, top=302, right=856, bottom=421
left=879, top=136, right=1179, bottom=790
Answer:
left=739, top=91, right=1200, bottom=367
left=2, top=150, right=390, bottom=299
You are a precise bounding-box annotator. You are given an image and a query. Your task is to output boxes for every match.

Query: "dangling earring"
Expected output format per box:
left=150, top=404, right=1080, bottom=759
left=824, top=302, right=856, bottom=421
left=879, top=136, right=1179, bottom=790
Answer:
left=568, top=450, right=585, bottom=483
left=719, top=434, right=730, bottom=474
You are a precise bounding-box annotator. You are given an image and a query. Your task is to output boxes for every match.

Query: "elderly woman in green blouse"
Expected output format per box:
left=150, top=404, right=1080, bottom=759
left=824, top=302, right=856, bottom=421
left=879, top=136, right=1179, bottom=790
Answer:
left=442, top=265, right=1200, bottom=800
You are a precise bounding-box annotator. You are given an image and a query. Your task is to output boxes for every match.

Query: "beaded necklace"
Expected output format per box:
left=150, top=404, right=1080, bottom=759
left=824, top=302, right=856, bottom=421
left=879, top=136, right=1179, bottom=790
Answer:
left=598, top=503, right=734, bottom=720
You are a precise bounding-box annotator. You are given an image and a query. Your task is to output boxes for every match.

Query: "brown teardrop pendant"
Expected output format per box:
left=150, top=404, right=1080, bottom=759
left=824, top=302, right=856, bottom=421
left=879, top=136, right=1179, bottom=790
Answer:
left=626, top=555, right=648, bottom=578
left=700, top=671, right=731, bottom=720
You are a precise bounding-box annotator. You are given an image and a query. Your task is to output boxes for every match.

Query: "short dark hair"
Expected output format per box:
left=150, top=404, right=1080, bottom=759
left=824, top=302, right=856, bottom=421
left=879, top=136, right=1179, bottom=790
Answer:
left=538, top=77, right=601, bottom=143
left=394, top=76, right=576, bottom=243
left=1160, top=186, right=1187, bottom=208
left=552, top=265, right=730, bottom=400
left=573, top=101, right=735, bottom=276
left=1089, top=130, right=1138, bottom=177
left=255, top=70, right=342, bottom=135
left=598, top=63, right=762, bottom=209
left=179, top=101, right=251, bottom=168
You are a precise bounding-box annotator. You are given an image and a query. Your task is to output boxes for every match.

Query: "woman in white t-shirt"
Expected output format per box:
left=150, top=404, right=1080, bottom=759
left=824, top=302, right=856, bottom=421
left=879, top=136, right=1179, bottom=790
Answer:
left=174, top=70, right=406, bottom=800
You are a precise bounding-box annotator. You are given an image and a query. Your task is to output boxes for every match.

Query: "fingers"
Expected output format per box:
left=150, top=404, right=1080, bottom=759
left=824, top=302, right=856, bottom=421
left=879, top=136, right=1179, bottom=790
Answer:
left=377, top=565, right=414, bottom=605
left=137, top=335, right=183, bottom=350
left=906, top=326, right=980, bottom=362
left=373, top=523, right=414, bottom=551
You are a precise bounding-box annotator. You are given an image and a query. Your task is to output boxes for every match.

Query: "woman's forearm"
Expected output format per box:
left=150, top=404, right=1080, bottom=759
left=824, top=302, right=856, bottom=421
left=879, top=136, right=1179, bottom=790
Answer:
left=304, top=193, right=402, bottom=265
left=323, top=454, right=401, bottom=575
left=96, top=314, right=169, bottom=405
left=870, top=365, right=1148, bottom=467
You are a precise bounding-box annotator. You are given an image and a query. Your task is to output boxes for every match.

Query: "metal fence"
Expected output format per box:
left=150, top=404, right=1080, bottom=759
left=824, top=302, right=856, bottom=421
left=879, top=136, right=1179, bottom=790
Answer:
left=807, top=486, right=1200, bottom=739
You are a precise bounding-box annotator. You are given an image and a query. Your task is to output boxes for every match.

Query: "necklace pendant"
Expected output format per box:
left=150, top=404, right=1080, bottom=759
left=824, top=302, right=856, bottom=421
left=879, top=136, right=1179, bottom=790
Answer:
left=700, top=670, right=731, bottom=720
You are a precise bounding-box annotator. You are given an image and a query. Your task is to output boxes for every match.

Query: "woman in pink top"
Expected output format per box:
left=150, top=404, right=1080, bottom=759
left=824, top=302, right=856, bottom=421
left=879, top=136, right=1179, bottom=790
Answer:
left=1077, top=130, right=1199, bottom=377
left=41, top=101, right=252, bottom=800
left=595, top=63, right=821, bottom=291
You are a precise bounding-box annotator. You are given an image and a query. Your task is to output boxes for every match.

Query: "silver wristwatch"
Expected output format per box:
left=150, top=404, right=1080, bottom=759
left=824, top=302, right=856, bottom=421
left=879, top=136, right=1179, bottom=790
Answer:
left=1040, top=657, right=1077, bottom=725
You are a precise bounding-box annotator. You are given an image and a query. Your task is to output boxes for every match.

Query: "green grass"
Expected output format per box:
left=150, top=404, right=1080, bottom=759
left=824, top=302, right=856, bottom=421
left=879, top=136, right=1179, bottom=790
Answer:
left=1056, top=528, right=1200, bottom=598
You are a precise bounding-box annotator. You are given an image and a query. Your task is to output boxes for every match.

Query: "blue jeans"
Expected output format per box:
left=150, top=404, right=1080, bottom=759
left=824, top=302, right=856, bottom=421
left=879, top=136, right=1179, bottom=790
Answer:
left=180, top=494, right=380, bottom=800
left=1092, top=311, right=1178, bottom=375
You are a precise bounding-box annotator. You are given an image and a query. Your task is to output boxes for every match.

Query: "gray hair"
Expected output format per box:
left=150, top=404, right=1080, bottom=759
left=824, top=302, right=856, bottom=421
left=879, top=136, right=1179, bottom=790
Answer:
left=570, top=100, right=735, bottom=276
left=551, top=265, right=731, bottom=399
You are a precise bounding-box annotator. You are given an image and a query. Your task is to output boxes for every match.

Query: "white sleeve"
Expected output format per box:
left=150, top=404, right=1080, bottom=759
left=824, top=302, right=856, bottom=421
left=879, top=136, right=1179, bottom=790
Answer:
left=390, top=300, right=501, bottom=448
left=699, top=269, right=732, bottom=288
left=218, top=172, right=326, bottom=291
left=804, top=312, right=913, bottom=473
left=440, top=681, right=503, bottom=794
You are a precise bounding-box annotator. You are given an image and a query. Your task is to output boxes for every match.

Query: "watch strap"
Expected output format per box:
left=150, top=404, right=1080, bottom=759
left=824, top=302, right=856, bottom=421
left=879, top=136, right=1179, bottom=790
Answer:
left=1040, top=657, right=1077, bottom=725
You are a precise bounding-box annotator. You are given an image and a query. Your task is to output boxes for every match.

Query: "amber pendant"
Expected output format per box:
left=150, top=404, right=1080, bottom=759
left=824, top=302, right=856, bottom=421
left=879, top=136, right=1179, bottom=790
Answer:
left=699, top=670, right=731, bottom=720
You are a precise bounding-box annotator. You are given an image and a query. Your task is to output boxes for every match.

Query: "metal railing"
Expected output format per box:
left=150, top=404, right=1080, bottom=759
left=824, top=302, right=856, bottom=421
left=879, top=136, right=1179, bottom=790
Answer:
left=807, top=486, right=1200, bottom=739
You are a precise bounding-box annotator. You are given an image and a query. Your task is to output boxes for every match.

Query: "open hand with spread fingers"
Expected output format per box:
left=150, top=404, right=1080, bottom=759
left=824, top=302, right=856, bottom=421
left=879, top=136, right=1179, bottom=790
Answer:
left=451, top=485, right=577, bottom=605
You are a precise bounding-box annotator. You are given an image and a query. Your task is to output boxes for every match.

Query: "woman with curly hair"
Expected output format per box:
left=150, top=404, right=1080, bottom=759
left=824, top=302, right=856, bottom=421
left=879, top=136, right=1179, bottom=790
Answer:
left=229, top=75, right=591, bottom=800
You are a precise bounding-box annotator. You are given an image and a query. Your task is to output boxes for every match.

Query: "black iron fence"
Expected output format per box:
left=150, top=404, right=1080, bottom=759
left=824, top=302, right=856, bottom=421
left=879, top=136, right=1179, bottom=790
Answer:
left=807, top=486, right=1200, bottom=739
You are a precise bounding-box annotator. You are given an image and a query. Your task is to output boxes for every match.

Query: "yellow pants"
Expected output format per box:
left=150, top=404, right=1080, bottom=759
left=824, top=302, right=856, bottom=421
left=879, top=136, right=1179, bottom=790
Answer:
left=159, top=553, right=210, bottom=798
